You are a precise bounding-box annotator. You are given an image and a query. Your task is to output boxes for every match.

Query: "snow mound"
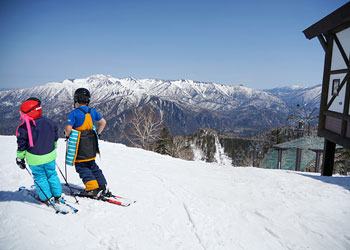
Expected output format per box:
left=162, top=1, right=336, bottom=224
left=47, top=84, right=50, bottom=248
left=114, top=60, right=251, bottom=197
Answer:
left=0, top=136, right=349, bottom=250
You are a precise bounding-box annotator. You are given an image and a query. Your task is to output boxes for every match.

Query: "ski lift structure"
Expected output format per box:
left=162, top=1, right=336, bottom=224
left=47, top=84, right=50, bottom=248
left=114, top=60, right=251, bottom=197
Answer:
left=303, top=3, right=350, bottom=176
left=286, top=103, right=318, bottom=138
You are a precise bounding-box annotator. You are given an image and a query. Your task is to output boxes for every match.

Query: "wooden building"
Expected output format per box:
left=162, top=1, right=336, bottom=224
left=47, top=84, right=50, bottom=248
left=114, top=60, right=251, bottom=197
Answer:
left=303, top=3, right=350, bottom=176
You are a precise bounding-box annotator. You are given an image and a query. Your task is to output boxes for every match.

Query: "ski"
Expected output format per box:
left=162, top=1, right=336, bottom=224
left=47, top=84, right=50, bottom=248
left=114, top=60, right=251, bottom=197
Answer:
left=105, top=196, right=135, bottom=206
left=106, top=194, right=136, bottom=206
left=77, top=193, right=134, bottom=207
left=59, top=197, right=79, bottom=213
left=63, top=185, right=136, bottom=207
left=18, top=186, right=78, bottom=214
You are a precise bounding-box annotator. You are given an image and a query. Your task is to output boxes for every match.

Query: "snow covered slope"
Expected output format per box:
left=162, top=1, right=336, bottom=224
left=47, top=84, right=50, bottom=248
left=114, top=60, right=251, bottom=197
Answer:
left=1, top=136, right=349, bottom=250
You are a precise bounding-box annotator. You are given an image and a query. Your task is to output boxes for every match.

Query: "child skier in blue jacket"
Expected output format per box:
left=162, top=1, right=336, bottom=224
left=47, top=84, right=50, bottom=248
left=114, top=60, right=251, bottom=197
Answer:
left=65, top=88, right=109, bottom=198
left=16, top=97, right=62, bottom=204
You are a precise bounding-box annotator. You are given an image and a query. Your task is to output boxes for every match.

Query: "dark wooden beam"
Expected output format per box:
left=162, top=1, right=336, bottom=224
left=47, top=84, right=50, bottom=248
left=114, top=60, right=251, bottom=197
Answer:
left=303, top=3, right=350, bottom=40
left=342, top=80, right=350, bottom=136
left=319, top=128, right=350, bottom=148
left=330, top=69, right=350, bottom=74
left=332, top=22, right=350, bottom=36
left=295, top=148, right=302, bottom=171
left=334, top=34, right=350, bottom=66
left=324, top=110, right=350, bottom=121
left=317, top=35, right=327, bottom=52
left=318, top=34, right=334, bottom=131
left=309, top=149, right=323, bottom=172
left=315, top=151, right=322, bottom=173
left=272, top=147, right=290, bottom=169
left=321, top=139, right=336, bottom=176
left=277, top=149, right=282, bottom=169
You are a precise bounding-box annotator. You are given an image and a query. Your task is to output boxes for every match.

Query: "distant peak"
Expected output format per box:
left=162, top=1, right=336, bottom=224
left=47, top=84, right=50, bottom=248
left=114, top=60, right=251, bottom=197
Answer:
left=120, top=76, right=138, bottom=81
left=88, top=74, right=109, bottom=79
left=289, top=85, right=302, bottom=89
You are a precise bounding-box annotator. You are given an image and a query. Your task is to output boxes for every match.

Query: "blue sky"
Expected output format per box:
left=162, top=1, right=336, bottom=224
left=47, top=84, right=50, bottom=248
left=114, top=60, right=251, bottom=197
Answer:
left=0, top=0, right=348, bottom=89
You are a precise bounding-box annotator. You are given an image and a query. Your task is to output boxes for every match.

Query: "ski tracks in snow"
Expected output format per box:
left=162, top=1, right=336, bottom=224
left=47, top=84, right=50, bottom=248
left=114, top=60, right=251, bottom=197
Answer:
left=152, top=171, right=237, bottom=250
left=182, top=203, right=207, bottom=250
left=152, top=173, right=207, bottom=250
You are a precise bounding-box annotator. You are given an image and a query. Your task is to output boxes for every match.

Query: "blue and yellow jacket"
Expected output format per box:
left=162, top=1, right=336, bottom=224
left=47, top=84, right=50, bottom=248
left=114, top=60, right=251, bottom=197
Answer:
left=16, top=117, right=58, bottom=166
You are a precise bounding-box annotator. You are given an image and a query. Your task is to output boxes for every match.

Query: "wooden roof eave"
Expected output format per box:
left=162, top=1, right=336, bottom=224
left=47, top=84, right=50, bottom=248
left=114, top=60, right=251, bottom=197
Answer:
left=303, top=2, right=350, bottom=40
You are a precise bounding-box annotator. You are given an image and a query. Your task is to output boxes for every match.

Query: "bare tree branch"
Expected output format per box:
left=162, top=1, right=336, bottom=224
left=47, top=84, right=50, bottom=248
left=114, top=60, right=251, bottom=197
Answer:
left=124, top=106, right=164, bottom=149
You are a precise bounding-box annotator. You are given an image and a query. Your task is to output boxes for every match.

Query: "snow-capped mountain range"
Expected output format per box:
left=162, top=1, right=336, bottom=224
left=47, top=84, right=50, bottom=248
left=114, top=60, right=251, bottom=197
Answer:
left=0, top=74, right=321, bottom=142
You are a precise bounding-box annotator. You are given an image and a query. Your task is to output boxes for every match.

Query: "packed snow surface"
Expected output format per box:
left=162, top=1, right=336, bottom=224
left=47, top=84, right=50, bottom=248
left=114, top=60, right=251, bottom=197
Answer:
left=1, top=135, right=350, bottom=250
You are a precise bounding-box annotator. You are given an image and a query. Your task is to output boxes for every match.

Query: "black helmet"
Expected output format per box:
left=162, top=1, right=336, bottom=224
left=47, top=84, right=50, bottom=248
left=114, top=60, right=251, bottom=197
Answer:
left=74, top=88, right=91, bottom=105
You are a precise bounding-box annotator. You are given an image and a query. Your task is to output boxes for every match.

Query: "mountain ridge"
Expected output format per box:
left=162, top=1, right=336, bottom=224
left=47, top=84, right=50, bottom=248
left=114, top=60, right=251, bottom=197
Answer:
left=0, top=74, right=321, bottom=142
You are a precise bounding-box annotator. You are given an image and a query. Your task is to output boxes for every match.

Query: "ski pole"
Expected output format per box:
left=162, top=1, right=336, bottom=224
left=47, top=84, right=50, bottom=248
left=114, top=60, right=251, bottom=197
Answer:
left=56, top=163, right=79, bottom=204
left=24, top=166, right=60, bottom=214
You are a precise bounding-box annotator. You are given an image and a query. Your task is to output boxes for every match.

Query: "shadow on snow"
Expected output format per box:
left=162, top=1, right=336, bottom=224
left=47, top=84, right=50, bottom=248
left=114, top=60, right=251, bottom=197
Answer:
left=296, top=173, right=350, bottom=191
left=0, top=183, right=84, bottom=204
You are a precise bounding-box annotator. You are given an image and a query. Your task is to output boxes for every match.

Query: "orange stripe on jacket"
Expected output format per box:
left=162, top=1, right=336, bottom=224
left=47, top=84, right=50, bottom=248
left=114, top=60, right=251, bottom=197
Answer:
left=75, top=112, right=96, bottom=162
left=75, top=113, right=93, bottom=131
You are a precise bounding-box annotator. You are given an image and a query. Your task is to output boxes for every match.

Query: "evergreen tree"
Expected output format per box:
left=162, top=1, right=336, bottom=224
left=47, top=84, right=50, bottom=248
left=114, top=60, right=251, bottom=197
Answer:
left=155, top=127, right=173, bottom=155
left=270, top=128, right=284, bottom=145
left=335, top=148, right=350, bottom=175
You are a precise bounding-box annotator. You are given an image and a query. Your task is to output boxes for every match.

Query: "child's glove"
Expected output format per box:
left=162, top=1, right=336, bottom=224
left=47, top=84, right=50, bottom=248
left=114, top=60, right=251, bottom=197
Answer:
left=64, top=131, right=69, bottom=141
left=16, top=158, right=26, bottom=169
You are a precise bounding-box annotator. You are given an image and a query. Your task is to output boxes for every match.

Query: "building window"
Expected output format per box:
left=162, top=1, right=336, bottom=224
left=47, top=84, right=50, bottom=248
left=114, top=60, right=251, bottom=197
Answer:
left=332, top=79, right=340, bottom=96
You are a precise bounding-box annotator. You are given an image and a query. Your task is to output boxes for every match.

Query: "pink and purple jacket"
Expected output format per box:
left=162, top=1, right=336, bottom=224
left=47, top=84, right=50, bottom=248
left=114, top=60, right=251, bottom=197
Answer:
left=16, top=116, right=58, bottom=166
